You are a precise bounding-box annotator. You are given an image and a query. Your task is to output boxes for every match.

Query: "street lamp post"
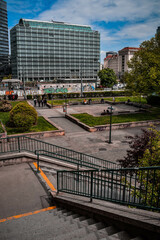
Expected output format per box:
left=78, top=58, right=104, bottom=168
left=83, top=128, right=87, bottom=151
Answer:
left=22, top=66, right=27, bottom=100
left=80, top=62, right=83, bottom=98
left=65, top=94, right=67, bottom=114
left=108, top=106, right=114, bottom=144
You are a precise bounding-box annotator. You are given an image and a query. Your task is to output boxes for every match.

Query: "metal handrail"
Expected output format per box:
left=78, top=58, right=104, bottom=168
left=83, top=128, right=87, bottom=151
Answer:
left=0, top=135, right=118, bottom=169
left=57, top=167, right=160, bottom=211
left=35, top=149, right=101, bottom=171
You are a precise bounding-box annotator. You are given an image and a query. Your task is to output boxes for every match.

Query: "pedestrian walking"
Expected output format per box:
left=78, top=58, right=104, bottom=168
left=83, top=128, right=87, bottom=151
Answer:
left=44, top=98, right=47, bottom=106
left=41, top=99, right=44, bottom=107
left=34, top=97, right=37, bottom=107
left=38, top=98, right=41, bottom=107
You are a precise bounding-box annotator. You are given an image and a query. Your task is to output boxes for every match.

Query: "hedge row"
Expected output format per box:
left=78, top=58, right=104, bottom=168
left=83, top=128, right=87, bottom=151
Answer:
left=30, top=91, right=129, bottom=100
left=146, top=95, right=160, bottom=106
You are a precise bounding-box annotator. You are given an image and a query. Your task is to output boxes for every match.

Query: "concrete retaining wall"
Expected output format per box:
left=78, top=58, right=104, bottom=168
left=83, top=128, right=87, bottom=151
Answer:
left=66, top=114, right=160, bottom=132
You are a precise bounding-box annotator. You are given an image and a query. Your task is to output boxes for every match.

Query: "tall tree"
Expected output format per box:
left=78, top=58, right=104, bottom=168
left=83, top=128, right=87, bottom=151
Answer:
left=124, top=34, right=160, bottom=95
left=98, top=68, right=117, bottom=88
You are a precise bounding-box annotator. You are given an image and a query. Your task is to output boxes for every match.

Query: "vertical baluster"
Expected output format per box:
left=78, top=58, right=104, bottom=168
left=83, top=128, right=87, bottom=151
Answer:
left=144, top=169, right=149, bottom=206
left=151, top=169, right=155, bottom=207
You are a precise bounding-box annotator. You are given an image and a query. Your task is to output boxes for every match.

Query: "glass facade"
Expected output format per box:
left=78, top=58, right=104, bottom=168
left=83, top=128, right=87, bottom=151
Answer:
left=10, top=19, right=100, bottom=83
left=0, top=0, right=9, bottom=68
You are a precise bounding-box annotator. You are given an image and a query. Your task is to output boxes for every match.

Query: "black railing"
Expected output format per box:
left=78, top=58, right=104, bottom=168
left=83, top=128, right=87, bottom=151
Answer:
left=57, top=166, right=160, bottom=211
left=0, top=135, right=118, bottom=169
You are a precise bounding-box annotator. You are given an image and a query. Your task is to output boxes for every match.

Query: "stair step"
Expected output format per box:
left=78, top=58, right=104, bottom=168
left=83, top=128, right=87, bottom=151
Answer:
left=97, top=226, right=118, bottom=238
left=108, top=230, right=132, bottom=240
left=73, top=217, right=96, bottom=227
left=130, top=237, right=143, bottom=240
left=74, top=231, right=99, bottom=240
left=0, top=206, right=145, bottom=240
left=0, top=211, right=83, bottom=238
left=54, top=221, right=106, bottom=240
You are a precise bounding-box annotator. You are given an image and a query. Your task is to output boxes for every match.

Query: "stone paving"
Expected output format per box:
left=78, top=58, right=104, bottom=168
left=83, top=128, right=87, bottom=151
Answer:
left=30, top=101, right=160, bottom=164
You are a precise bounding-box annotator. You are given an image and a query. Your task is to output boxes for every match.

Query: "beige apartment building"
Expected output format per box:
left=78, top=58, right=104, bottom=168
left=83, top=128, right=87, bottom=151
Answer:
left=104, top=47, right=139, bottom=79
left=118, top=47, right=139, bottom=74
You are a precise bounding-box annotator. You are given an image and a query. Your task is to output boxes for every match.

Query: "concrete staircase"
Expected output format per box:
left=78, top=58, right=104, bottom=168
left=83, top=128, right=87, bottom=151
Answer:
left=0, top=207, right=144, bottom=240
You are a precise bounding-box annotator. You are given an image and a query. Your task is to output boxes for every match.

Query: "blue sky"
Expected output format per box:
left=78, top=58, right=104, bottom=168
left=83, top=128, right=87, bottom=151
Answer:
left=6, top=0, right=160, bottom=63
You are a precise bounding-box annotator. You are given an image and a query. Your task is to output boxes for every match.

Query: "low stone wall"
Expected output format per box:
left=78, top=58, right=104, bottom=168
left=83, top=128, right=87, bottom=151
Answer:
left=65, top=114, right=95, bottom=132
left=66, top=114, right=160, bottom=132
left=0, top=153, right=34, bottom=167
left=7, top=129, right=65, bottom=139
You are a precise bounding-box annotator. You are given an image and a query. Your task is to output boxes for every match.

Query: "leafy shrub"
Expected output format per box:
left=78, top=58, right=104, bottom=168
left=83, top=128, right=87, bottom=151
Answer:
left=131, top=129, right=160, bottom=208
left=147, top=95, right=160, bottom=106
left=0, top=100, right=12, bottom=112
left=9, top=102, right=38, bottom=131
left=12, top=113, right=35, bottom=131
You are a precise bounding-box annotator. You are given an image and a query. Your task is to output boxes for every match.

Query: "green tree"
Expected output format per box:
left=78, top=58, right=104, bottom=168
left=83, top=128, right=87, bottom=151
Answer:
left=135, top=128, right=160, bottom=208
left=98, top=68, right=117, bottom=88
left=119, top=127, right=160, bottom=209
left=124, top=34, right=160, bottom=95
left=2, top=74, right=12, bottom=80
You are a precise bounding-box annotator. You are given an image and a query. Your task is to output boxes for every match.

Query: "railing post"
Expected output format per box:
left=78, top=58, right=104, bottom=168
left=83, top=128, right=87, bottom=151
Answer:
left=80, top=153, right=83, bottom=168
left=57, top=171, right=59, bottom=195
left=37, top=153, right=40, bottom=173
left=123, top=185, right=126, bottom=202
left=18, top=136, right=20, bottom=152
left=90, top=171, right=93, bottom=202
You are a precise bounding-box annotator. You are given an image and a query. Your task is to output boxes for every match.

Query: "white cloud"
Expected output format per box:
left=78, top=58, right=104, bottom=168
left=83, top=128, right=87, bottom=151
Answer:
left=37, top=0, right=160, bottom=24
left=36, top=0, right=160, bottom=63
left=115, top=19, right=159, bottom=40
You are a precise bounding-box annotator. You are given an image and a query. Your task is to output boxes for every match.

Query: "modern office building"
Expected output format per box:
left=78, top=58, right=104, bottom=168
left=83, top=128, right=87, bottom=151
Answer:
left=0, top=0, right=9, bottom=70
left=10, top=19, right=100, bottom=84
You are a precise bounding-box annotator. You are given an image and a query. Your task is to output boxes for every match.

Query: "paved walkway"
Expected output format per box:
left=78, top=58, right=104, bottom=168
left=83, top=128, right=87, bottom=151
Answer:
left=29, top=101, right=160, bottom=163
left=0, top=163, right=51, bottom=219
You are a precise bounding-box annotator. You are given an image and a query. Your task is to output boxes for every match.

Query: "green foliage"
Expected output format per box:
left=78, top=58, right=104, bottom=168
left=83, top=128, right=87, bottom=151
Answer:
left=119, top=127, right=160, bottom=209
left=98, top=68, right=117, bottom=88
left=124, top=35, right=160, bottom=95
left=135, top=128, right=160, bottom=208
left=0, top=123, right=4, bottom=133
left=139, top=128, right=160, bottom=167
left=0, top=101, right=57, bottom=135
left=147, top=95, right=160, bottom=106
left=0, top=100, right=12, bottom=112
left=6, top=116, right=57, bottom=135
left=2, top=74, right=12, bottom=80
left=12, top=113, right=35, bottom=131
left=72, top=109, right=160, bottom=127
left=9, top=102, right=38, bottom=131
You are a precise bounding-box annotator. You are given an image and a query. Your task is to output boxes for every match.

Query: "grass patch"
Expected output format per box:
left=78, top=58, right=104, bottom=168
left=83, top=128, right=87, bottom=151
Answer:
left=72, top=109, right=160, bottom=127
left=0, top=101, right=57, bottom=135
left=6, top=116, right=57, bottom=135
